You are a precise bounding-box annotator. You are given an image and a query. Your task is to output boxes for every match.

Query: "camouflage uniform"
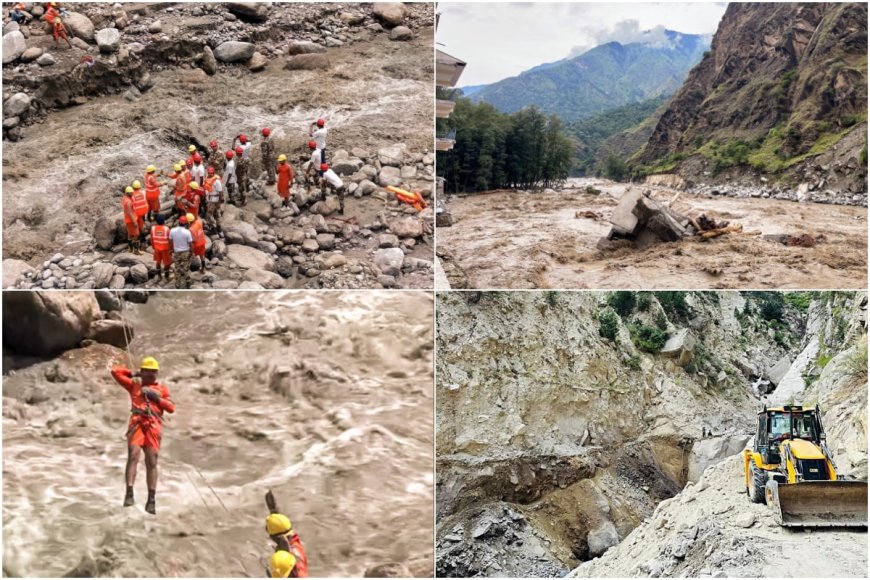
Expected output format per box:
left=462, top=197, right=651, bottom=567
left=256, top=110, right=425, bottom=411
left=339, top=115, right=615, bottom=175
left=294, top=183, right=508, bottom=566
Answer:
left=320, top=179, right=346, bottom=215
left=237, top=157, right=249, bottom=203
left=261, top=137, right=276, bottom=185
left=173, top=250, right=191, bottom=289
left=208, top=148, right=226, bottom=173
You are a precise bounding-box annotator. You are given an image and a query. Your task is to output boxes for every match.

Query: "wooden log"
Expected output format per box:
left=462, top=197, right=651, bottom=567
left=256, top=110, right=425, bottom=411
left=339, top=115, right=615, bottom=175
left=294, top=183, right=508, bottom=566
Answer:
left=699, top=225, right=743, bottom=239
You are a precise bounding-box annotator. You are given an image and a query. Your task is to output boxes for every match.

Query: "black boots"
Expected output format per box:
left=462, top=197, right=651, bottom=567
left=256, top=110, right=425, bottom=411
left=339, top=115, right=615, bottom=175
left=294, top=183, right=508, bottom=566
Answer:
left=124, top=486, right=134, bottom=507
left=145, top=490, right=156, bottom=515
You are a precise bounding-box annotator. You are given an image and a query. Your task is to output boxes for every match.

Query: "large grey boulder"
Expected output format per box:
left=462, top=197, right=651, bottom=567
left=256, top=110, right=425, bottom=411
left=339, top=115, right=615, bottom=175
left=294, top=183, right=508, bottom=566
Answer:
left=377, top=166, right=402, bottom=187
left=3, top=259, right=34, bottom=288
left=226, top=244, right=274, bottom=271
left=372, top=3, right=406, bottom=27
left=4, top=92, right=31, bottom=117
left=389, top=26, right=413, bottom=41
left=378, top=144, right=406, bottom=167
left=92, top=263, right=115, bottom=288
left=661, top=328, right=696, bottom=364
left=2, top=291, right=101, bottom=356
left=95, top=28, right=121, bottom=53
left=201, top=45, right=218, bottom=75
left=64, top=12, right=95, bottom=41
left=226, top=2, right=269, bottom=22
left=389, top=217, right=424, bottom=238
left=93, top=217, right=122, bottom=250
left=687, top=435, right=751, bottom=482
left=287, top=40, right=326, bottom=55
left=373, top=248, right=404, bottom=277
left=20, top=46, right=43, bottom=63
left=223, top=221, right=259, bottom=246
left=214, top=41, right=256, bottom=63
left=244, top=268, right=284, bottom=289
left=87, top=318, right=134, bottom=349
left=587, top=521, right=619, bottom=558
left=2, top=31, right=26, bottom=63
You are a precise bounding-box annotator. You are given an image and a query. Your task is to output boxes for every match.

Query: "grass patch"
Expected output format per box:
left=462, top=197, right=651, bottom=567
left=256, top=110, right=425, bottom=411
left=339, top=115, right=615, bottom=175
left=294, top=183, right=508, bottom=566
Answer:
left=784, top=292, right=813, bottom=311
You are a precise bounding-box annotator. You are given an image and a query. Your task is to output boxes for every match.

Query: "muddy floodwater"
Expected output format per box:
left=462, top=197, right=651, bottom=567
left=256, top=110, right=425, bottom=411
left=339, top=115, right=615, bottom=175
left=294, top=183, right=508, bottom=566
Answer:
left=2, top=291, right=434, bottom=577
left=437, top=180, right=868, bottom=289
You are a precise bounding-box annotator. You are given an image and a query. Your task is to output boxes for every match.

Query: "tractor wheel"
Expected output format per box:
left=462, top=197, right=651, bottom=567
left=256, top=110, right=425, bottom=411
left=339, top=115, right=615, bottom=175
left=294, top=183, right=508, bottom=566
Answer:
left=748, top=463, right=766, bottom=504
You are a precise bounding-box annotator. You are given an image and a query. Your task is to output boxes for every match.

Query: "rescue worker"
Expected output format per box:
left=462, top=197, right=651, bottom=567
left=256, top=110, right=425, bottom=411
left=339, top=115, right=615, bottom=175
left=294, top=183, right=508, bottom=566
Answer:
left=186, top=144, right=198, bottom=166
left=319, top=163, right=346, bottom=215
left=204, top=166, right=224, bottom=235
left=169, top=215, right=193, bottom=289
left=188, top=213, right=206, bottom=265
left=150, top=214, right=172, bottom=280
left=130, top=180, right=149, bottom=245
left=276, top=154, right=294, bottom=208
left=10, top=4, right=30, bottom=24
left=51, top=15, right=72, bottom=48
left=305, top=140, right=322, bottom=184
left=190, top=153, right=205, bottom=187
left=144, top=165, right=164, bottom=223
left=207, top=139, right=225, bottom=173
left=261, top=128, right=276, bottom=186
left=224, top=149, right=238, bottom=205
left=185, top=181, right=202, bottom=220
left=234, top=145, right=248, bottom=205
left=122, top=186, right=141, bottom=254
left=171, top=163, right=187, bottom=216
left=111, top=356, right=175, bottom=515
left=309, top=118, right=327, bottom=164
left=43, top=1, right=59, bottom=25
left=266, top=513, right=308, bottom=578
left=270, top=551, right=299, bottom=579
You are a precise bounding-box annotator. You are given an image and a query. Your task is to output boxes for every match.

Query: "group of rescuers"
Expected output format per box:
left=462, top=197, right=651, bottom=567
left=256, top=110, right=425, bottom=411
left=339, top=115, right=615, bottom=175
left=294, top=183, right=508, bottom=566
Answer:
left=122, top=120, right=343, bottom=288
left=112, top=355, right=309, bottom=578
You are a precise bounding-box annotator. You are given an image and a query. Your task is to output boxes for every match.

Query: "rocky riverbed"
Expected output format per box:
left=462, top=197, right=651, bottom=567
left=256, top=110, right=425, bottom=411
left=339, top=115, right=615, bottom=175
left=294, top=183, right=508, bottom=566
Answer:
left=2, top=2, right=435, bottom=289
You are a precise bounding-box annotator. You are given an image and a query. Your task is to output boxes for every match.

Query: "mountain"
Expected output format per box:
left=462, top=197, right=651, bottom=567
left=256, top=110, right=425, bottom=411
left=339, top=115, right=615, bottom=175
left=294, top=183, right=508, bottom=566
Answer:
left=458, top=84, right=487, bottom=97
left=633, top=3, right=868, bottom=191
left=466, top=30, right=709, bottom=123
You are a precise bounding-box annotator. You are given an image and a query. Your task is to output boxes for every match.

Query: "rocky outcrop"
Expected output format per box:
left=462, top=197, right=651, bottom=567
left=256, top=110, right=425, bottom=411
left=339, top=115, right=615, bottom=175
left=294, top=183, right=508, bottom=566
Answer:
left=2, top=292, right=101, bottom=357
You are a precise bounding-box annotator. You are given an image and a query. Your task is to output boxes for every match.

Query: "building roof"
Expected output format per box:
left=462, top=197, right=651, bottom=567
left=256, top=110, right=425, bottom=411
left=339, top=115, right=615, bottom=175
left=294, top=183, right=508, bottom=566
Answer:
left=436, top=49, right=467, bottom=87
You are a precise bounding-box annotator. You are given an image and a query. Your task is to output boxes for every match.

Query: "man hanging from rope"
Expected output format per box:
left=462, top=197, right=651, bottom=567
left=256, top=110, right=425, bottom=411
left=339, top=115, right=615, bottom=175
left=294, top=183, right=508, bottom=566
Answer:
left=111, top=356, right=175, bottom=514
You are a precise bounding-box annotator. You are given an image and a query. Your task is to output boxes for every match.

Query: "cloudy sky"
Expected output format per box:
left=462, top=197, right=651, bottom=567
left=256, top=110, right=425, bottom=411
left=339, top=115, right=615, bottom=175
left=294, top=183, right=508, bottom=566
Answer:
left=438, top=2, right=729, bottom=86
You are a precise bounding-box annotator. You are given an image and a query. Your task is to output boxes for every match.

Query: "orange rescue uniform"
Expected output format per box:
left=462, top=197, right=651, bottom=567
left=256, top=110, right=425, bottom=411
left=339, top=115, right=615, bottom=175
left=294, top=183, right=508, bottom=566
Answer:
left=110, top=366, right=175, bottom=452
left=276, top=162, right=293, bottom=199
left=190, top=219, right=206, bottom=257
left=150, top=224, right=171, bottom=266
left=145, top=173, right=161, bottom=212
left=131, top=189, right=148, bottom=231
left=123, top=196, right=139, bottom=238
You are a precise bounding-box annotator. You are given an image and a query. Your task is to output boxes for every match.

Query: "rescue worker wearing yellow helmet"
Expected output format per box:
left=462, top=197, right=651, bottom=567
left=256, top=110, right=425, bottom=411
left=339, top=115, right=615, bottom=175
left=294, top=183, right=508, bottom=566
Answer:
left=266, top=513, right=308, bottom=577
left=111, top=356, right=175, bottom=515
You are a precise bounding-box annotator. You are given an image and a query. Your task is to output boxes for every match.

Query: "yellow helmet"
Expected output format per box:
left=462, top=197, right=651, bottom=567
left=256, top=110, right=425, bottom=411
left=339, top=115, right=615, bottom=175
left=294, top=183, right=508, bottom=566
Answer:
left=189, top=182, right=200, bottom=190
left=186, top=213, right=195, bottom=222
left=146, top=165, right=156, bottom=173
left=188, top=145, right=197, bottom=152
left=270, top=551, right=296, bottom=578
left=55, top=16, right=62, bottom=23
left=173, top=164, right=183, bottom=172
left=124, top=186, right=134, bottom=194
left=277, top=154, right=287, bottom=162
left=140, top=357, right=159, bottom=371
left=132, top=180, right=142, bottom=189
left=265, top=513, right=292, bottom=536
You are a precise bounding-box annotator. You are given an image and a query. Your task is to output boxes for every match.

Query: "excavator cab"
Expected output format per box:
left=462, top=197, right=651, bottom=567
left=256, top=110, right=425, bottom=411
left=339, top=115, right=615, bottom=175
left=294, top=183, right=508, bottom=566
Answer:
left=743, top=404, right=867, bottom=527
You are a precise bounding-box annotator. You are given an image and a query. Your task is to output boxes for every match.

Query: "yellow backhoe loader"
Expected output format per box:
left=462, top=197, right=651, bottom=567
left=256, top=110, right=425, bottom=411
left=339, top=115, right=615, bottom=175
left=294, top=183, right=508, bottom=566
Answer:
left=743, top=404, right=867, bottom=527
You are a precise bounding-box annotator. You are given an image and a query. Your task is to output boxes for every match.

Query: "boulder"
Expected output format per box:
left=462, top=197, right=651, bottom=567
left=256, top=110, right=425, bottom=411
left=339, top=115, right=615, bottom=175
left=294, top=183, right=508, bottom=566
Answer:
left=400, top=165, right=417, bottom=179
left=2, top=30, right=26, bottom=63
left=201, top=45, right=218, bottom=75
left=609, top=189, right=643, bottom=236
left=3, top=117, right=19, bottom=130
left=2, top=291, right=101, bottom=356
left=112, top=252, right=152, bottom=269
left=247, top=51, right=267, bottom=72
left=244, top=268, right=284, bottom=289
left=339, top=12, right=365, bottom=25
left=310, top=196, right=341, bottom=216
left=92, top=263, right=115, bottom=288
left=660, top=328, right=696, bottom=365
left=357, top=179, right=378, bottom=195
left=766, top=356, right=791, bottom=387
left=109, top=274, right=126, bottom=289
left=36, top=52, right=55, bottom=66
left=148, top=20, right=162, bottom=33
left=284, top=54, right=329, bottom=71
left=332, top=158, right=363, bottom=176
left=687, top=436, right=751, bottom=482
left=315, top=233, right=336, bottom=250
left=20, top=46, right=43, bottom=62
left=129, top=264, right=149, bottom=284
left=123, top=290, right=149, bottom=304
left=378, top=144, right=406, bottom=167
left=226, top=2, right=269, bottom=22
left=373, top=248, right=404, bottom=277
left=302, top=239, right=319, bottom=252
left=226, top=244, right=273, bottom=271
left=587, top=521, right=619, bottom=558
left=3, top=259, right=34, bottom=288
left=224, top=221, right=259, bottom=246
left=87, top=318, right=134, bottom=349
left=95, top=27, right=121, bottom=53
left=378, top=233, right=399, bottom=248
left=275, top=256, right=295, bottom=277
left=317, top=253, right=348, bottom=270
left=287, top=40, right=326, bottom=55
left=389, top=217, right=423, bottom=238
left=3, top=93, right=30, bottom=118
left=93, top=217, right=121, bottom=250
left=389, top=26, right=413, bottom=41
left=64, top=12, right=95, bottom=41
left=94, top=290, right=122, bottom=312
left=377, top=166, right=402, bottom=187
left=214, top=41, right=256, bottom=63
left=372, top=2, right=406, bottom=27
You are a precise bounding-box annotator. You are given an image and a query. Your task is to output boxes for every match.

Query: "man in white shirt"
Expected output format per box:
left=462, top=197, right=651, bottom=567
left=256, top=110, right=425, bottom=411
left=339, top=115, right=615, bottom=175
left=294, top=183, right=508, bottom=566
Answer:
left=309, top=118, right=327, bottom=163
left=190, top=154, right=206, bottom=187
left=204, top=166, right=224, bottom=236
left=223, top=150, right=238, bottom=204
left=305, top=140, right=323, bottom=186
left=169, top=215, right=194, bottom=288
left=319, top=163, right=346, bottom=215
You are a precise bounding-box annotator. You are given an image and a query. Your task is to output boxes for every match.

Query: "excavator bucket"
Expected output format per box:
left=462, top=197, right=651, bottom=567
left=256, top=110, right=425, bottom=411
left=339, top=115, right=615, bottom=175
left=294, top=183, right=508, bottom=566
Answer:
left=767, top=480, right=868, bottom=527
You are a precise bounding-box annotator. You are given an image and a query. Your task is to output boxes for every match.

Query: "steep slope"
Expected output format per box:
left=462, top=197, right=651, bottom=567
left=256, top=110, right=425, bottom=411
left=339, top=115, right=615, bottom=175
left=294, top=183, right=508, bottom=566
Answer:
left=635, top=3, right=868, bottom=191
left=467, top=31, right=709, bottom=122
left=436, top=291, right=867, bottom=577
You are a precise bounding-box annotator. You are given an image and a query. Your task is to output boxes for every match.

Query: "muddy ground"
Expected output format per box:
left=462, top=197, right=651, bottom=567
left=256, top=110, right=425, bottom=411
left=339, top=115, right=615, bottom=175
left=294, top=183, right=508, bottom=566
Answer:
left=437, top=179, right=868, bottom=289
left=2, top=2, right=434, bottom=289
left=2, top=291, right=434, bottom=577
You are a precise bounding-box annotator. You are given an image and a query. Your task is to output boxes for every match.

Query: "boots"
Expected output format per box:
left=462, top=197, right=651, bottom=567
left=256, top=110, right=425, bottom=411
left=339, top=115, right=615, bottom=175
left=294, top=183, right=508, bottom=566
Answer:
left=145, top=490, right=156, bottom=515
left=133, top=239, right=142, bottom=256
left=124, top=486, right=134, bottom=507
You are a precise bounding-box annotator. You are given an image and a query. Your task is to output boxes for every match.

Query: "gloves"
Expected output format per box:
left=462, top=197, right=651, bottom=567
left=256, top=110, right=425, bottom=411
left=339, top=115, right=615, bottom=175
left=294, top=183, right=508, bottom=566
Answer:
left=142, top=387, right=161, bottom=403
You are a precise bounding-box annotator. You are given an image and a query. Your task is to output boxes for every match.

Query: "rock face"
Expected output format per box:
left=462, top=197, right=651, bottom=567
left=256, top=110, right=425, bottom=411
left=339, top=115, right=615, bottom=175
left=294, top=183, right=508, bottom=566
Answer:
left=214, top=41, right=256, bottom=63
left=3, top=291, right=101, bottom=356
left=3, top=259, right=34, bottom=288
left=226, top=2, right=269, bottom=22
left=372, top=2, right=406, bottom=27
left=637, top=3, right=868, bottom=192
left=587, top=521, right=619, bottom=558
left=95, top=28, right=121, bottom=53
left=373, top=248, right=404, bottom=277
left=64, top=12, right=95, bottom=41
left=284, top=54, right=329, bottom=71
left=87, top=318, right=134, bottom=349
left=2, top=31, right=26, bottom=64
